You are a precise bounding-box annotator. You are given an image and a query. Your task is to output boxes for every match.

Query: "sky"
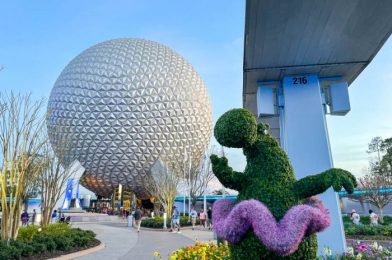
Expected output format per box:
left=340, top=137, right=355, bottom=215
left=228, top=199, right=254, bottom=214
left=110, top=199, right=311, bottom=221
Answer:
left=1, top=0, right=392, bottom=192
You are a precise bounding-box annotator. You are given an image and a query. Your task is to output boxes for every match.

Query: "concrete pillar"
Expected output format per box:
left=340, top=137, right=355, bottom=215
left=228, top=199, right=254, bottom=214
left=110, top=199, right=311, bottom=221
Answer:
left=281, top=75, right=346, bottom=254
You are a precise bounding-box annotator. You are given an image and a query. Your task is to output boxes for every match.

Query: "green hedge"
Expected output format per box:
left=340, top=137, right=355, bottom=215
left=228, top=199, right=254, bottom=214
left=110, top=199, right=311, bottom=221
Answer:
left=141, top=216, right=200, bottom=228
left=344, top=223, right=392, bottom=237
left=0, top=223, right=96, bottom=260
left=342, top=215, right=392, bottom=225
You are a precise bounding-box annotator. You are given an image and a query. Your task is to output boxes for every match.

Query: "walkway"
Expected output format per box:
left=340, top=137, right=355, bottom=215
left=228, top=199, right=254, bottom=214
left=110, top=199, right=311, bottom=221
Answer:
left=74, top=222, right=214, bottom=259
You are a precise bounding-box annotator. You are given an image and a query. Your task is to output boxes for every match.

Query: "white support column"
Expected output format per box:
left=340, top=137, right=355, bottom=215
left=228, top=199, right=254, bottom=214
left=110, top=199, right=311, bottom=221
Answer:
left=281, top=75, right=346, bottom=254
left=203, top=195, right=207, bottom=213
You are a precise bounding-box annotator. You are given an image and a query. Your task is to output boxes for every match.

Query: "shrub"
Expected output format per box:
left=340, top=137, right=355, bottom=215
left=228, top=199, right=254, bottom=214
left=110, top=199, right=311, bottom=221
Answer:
left=31, top=242, right=47, bottom=254
left=10, top=240, right=35, bottom=257
left=142, top=216, right=200, bottom=228
left=52, top=235, right=73, bottom=251
left=41, top=222, right=71, bottom=236
left=343, top=215, right=392, bottom=225
left=344, top=223, right=392, bottom=237
left=167, top=241, right=230, bottom=260
left=17, top=225, right=40, bottom=242
left=0, top=240, right=22, bottom=260
left=32, top=233, right=57, bottom=252
left=0, top=224, right=97, bottom=259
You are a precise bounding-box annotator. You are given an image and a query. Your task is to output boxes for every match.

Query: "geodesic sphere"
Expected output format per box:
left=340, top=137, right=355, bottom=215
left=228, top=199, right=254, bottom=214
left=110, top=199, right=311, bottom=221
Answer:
left=46, top=38, right=213, bottom=199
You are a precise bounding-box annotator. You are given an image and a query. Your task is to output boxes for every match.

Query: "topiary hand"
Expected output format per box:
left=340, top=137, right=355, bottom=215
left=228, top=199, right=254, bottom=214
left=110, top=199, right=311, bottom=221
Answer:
left=327, top=168, right=357, bottom=193
left=294, top=168, right=357, bottom=199
left=210, top=154, right=244, bottom=191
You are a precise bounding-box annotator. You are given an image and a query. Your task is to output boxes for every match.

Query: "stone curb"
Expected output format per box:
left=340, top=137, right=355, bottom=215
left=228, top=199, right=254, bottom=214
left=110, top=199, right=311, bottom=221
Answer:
left=49, top=242, right=105, bottom=260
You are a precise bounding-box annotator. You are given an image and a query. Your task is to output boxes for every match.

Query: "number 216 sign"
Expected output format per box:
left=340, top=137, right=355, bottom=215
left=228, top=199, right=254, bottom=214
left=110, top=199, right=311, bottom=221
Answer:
left=292, top=76, right=308, bottom=85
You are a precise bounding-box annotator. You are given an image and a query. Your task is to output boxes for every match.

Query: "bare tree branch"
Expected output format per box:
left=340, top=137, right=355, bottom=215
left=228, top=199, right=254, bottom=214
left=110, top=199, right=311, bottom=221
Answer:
left=0, top=92, right=46, bottom=241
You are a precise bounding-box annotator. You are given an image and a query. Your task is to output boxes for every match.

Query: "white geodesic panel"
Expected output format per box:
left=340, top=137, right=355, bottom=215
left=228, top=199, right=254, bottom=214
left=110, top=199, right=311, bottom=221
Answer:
left=46, top=38, right=213, bottom=199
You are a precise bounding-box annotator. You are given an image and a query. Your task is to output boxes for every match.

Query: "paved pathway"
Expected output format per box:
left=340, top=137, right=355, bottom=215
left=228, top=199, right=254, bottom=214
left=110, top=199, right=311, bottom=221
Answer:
left=73, top=222, right=210, bottom=259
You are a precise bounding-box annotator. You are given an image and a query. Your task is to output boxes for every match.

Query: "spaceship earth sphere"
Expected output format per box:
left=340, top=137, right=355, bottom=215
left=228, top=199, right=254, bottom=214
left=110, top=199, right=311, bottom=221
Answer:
left=46, top=38, right=213, bottom=199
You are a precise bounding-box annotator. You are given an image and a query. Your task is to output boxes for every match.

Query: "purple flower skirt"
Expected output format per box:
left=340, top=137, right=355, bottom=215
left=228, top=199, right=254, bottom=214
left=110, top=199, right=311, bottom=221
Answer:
left=212, top=197, right=330, bottom=256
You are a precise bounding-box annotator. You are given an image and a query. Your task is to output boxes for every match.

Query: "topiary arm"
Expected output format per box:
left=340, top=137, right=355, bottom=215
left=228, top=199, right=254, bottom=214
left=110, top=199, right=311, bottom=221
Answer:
left=293, top=168, right=357, bottom=199
left=210, top=154, right=244, bottom=191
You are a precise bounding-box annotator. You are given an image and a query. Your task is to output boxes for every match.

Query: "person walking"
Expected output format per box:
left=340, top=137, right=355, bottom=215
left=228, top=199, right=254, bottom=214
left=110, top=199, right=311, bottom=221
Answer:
left=199, top=209, right=206, bottom=228
left=31, top=209, right=37, bottom=225
left=133, top=207, right=142, bottom=232
left=351, top=209, right=360, bottom=225
left=122, top=208, right=126, bottom=220
left=207, top=207, right=213, bottom=230
left=21, top=211, right=29, bottom=226
left=51, top=210, right=58, bottom=224
left=369, top=209, right=379, bottom=225
left=171, top=205, right=181, bottom=233
left=190, top=207, right=198, bottom=230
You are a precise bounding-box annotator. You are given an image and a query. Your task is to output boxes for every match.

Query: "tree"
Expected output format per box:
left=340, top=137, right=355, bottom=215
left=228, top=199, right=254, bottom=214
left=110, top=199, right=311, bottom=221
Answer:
left=380, top=138, right=392, bottom=177
left=150, top=160, right=180, bottom=221
left=367, top=136, right=384, bottom=163
left=0, top=93, right=46, bottom=241
left=358, top=173, right=392, bottom=223
left=367, top=136, right=387, bottom=177
left=39, top=140, right=80, bottom=226
left=185, top=152, right=215, bottom=207
left=22, top=154, right=46, bottom=212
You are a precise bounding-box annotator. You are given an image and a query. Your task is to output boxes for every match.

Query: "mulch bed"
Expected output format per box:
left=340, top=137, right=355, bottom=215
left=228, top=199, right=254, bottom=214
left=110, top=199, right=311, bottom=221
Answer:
left=21, top=239, right=101, bottom=260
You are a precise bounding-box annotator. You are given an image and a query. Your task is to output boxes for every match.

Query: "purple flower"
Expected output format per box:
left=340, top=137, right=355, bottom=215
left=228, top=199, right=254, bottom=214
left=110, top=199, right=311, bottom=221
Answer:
left=212, top=198, right=330, bottom=256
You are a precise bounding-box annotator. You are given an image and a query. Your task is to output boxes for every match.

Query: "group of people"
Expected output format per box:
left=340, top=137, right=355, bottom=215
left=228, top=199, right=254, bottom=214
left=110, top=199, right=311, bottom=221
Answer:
left=169, top=205, right=213, bottom=233
left=51, top=210, right=71, bottom=224
left=350, top=209, right=379, bottom=225
left=20, top=209, right=72, bottom=226
left=190, top=207, right=212, bottom=230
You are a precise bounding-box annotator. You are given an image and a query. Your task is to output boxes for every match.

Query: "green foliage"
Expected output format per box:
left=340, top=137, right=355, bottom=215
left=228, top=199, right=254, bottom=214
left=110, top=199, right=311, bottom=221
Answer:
left=17, top=225, right=40, bottom=242
left=230, top=232, right=317, bottom=260
left=211, top=108, right=357, bottom=259
left=214, top=108, right=258, bottom=148
left=10, top=240, right=34, bottom=257
left=142, top=216, right=200, bottom=228
left=342, top=215, right=392, bottom=225
left=344, top=224, right=392, bottom=237
left=0, top=224, right=96, bottom=259
left=0, top=241, right=21, bottom=260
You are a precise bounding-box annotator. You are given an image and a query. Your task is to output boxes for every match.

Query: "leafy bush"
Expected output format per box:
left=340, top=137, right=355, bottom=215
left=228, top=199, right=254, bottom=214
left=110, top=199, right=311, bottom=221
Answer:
left=10, top=240, right=35, bottom=257
left=344, top=223, right=392, bottom=237
left=0, top=240, right=21, bottom=260
left=0, top=223, right=97, bottom=259
left=17, top=225, right=40, bottom=242
left=142, top=216, right=200, bottom=228
left=343, top=215, right=392, bottom=225
left=31, top=242, right=47, bottom=254
left=166, top=241, right=230, bottom=260
left=32, top=234, right=56, bottom=252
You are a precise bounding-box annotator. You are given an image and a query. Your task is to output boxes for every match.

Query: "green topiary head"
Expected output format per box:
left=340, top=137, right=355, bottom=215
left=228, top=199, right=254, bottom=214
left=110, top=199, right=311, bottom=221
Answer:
left=214, top=108, right=258, bottom=148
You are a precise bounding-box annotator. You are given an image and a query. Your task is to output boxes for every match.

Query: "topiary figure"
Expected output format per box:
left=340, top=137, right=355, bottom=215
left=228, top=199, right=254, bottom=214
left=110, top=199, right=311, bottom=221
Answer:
left=211, top=108, right=357, bottom=260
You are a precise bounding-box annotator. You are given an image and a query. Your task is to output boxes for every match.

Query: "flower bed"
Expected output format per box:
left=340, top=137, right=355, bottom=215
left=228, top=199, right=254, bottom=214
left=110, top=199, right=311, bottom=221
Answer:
left=342, top=240, right=392, bottom=259
left=0, top=223, right=99, bottom=260
left=164, top=240, right=392, bottom=260
left=154, top=241, right=230, bottom=260
left=141, top=216, right=200, bottom=228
